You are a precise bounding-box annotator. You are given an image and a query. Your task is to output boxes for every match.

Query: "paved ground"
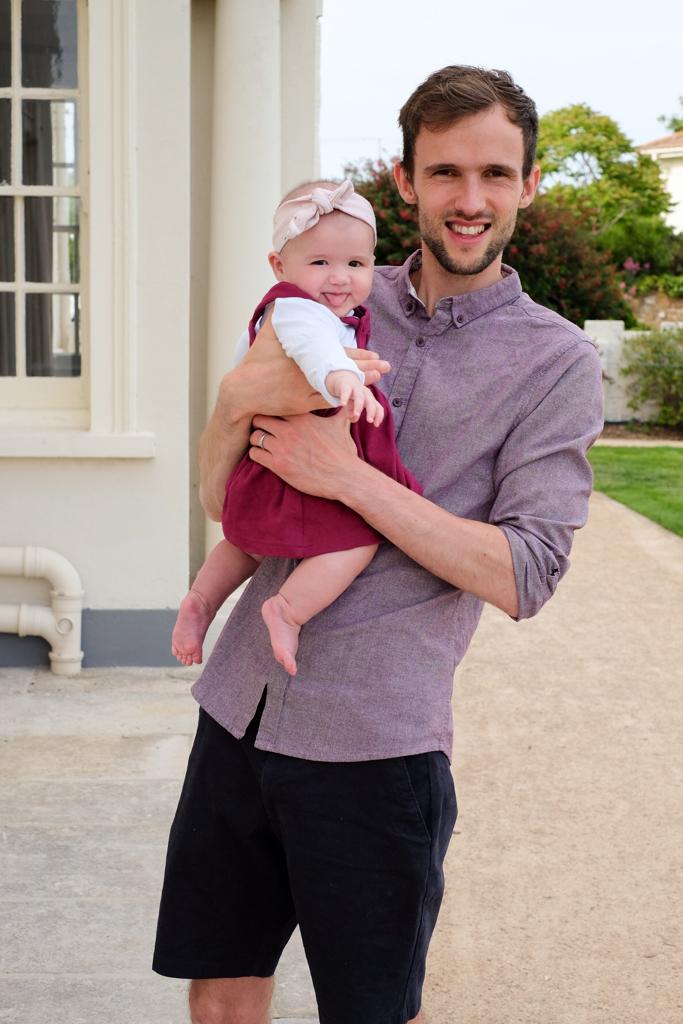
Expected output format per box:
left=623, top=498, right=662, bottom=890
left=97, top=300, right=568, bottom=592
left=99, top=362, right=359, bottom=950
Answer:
left=1, top=491, right=682, bottom=1023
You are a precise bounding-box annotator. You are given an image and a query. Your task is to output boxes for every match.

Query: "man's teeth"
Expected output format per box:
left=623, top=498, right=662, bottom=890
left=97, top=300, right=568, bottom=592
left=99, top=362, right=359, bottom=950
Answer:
left=451, top=224, right=487, bottom=235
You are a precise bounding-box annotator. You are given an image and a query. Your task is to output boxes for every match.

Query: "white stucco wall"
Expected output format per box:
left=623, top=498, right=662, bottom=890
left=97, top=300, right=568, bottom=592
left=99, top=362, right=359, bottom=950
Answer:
left=1, top=0, right=322, bottom=664
left=642, top=147, right=683, bottom=234
left=1, top=0, right=191, bottom=613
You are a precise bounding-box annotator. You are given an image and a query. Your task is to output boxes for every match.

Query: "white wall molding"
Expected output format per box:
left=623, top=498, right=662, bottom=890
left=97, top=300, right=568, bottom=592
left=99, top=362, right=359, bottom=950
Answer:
left=88, top=0, right=140, bottom=437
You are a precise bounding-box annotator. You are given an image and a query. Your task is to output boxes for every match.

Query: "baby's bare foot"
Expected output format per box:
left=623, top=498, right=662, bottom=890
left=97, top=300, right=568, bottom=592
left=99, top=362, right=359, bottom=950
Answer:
left=262, top=593, right=301, bottom=676
left=171, top=590, right=213, bottom=666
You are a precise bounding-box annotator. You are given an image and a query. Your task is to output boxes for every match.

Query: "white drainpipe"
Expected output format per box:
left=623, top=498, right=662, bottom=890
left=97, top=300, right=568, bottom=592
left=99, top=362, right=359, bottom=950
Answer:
left=0, top=546, right=84, bottom=675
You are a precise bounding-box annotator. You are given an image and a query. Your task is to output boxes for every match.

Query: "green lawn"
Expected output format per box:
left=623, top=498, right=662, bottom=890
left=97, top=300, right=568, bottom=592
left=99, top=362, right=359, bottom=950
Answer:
left=588, top=446, right=683, bottom=538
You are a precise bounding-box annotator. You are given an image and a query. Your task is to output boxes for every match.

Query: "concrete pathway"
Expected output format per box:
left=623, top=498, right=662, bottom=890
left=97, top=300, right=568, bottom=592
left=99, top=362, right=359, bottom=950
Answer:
left=1, top=492, right=682, bottom=1023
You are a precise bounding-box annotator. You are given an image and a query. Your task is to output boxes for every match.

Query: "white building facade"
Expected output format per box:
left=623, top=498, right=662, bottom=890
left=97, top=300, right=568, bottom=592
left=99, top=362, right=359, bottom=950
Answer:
left=1, top=0, right=322, bottom=668
left=640, top=130, right=683, bottom=234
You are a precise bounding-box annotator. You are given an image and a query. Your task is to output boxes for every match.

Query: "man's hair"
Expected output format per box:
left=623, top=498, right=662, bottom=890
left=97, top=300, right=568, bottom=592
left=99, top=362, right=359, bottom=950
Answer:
left=398, top=66, right=539, bottom=180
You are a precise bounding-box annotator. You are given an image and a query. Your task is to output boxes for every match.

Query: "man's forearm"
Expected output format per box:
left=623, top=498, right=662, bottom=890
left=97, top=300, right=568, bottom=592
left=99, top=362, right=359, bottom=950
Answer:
left=198, top=368, right=253, bottom=521
left=339, top=459, right=519, bottom=617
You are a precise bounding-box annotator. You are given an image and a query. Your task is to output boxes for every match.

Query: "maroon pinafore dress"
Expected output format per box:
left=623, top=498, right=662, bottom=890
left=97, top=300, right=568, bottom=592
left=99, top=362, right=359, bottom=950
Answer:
left=222, top=283, right=422, bottom=558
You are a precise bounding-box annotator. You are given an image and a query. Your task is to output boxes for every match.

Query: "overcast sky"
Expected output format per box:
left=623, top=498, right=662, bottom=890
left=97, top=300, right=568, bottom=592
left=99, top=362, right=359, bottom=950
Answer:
left=320, top=0, right=682, bottom=177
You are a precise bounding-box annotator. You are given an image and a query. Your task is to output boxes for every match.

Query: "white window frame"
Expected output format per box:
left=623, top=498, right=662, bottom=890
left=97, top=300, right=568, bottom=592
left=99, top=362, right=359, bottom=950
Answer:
left=0, top=0, right=154, bottom=457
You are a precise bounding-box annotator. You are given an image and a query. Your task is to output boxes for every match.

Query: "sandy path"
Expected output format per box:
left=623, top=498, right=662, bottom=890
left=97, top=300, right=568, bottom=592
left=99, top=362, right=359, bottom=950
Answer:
left=424, top=492, right=683, bottom=1024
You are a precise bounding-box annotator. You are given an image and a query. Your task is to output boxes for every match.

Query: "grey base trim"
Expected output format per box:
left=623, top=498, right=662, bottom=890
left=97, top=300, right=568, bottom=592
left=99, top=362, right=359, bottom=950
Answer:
left=0, top=610, right=179, bottom=668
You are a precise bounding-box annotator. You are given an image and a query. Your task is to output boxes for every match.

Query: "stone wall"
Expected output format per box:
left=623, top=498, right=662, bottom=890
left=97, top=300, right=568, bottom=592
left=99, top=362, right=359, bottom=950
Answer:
left=629, top=290, right=683, bottom=329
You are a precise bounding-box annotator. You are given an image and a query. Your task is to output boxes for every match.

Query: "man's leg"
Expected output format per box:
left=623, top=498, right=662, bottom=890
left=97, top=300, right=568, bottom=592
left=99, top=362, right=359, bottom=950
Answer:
left=189, top=977, right=274, bottom=1024
left=153, top=704, right=296, bottom=997
left=264, top=749, right=457, bottom=1023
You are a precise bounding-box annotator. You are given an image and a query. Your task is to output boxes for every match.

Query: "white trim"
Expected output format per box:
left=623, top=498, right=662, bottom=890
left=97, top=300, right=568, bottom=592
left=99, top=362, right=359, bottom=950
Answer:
left=1, top=0, right=154, bottom=458
left=88, top=0, right=138, bottom=437
left=0, top=430, right=155, bottom=458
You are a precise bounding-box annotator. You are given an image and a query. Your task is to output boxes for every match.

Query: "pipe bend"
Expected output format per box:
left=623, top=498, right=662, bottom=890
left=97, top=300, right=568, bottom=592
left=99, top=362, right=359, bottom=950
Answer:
left=0, top=545, right=83, bottom=596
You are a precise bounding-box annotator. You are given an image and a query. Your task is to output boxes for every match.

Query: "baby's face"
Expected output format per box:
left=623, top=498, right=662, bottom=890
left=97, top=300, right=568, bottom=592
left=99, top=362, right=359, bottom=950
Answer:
left=272, top=212, right=375, bottom=316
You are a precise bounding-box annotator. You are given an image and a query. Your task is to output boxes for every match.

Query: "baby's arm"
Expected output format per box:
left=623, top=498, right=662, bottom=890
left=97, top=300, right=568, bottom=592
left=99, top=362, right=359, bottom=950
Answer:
left=271, top=298, right=383, bottom=424
left=324, top=369, right=383, bottom=425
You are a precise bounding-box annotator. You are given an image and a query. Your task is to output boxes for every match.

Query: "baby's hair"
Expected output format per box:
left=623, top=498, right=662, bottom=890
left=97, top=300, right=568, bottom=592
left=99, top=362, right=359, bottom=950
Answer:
left=279, top=179, right=342, bottom=204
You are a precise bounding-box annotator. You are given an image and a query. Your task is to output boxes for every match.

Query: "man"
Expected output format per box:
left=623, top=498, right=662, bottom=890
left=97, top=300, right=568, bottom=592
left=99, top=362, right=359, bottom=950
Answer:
left=153, top=66, right=603, bottom=1024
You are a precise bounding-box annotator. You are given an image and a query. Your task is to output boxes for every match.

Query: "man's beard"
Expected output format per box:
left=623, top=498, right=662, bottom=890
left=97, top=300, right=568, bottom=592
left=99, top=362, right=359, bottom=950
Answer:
left=418, top=206, right=518, bottom=277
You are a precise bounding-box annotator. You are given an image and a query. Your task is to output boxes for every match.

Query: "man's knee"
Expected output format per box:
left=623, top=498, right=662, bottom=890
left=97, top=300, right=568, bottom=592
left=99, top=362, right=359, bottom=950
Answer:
left=189, top=976, right=274, bottom=1024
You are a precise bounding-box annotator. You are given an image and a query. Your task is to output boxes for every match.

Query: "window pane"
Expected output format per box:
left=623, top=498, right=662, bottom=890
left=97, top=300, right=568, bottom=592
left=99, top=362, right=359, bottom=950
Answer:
left=0, top=197, right=14, bottom=280
left=26, top=291, right=80, bottom=376
left=0, top=98, right=10, bottom=184
left=22, top=99, right=77, bottom=186
left=22, top=0, right=77, bottom=88
left=25, top=196, right=79, bottom=283
left=0, top=0, right=10, bottom=87
left=0, top=292, right=15, bottom=375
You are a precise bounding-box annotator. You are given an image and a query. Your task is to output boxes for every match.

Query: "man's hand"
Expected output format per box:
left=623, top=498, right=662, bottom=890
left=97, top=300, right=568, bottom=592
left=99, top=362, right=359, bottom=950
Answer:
left=344, top=347, right=391, bottom=388
left=325, top=370, right=385, bottom=426
left=248, top=410, right=359, bottom=501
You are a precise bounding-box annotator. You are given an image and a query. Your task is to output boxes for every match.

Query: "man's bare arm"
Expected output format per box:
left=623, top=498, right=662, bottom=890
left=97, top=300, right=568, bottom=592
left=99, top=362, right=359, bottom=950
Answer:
left=247, top=412, right=518, bottom=617
left=198, top=325, right=390, bottom=521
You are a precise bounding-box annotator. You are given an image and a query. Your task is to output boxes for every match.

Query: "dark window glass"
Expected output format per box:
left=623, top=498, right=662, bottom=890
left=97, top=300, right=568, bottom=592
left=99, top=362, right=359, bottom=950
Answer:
left=0, top=292, right=16, bottom=376
left=25, top=196, right=79, bottom=283
left=26, top=291, right=80, bottom=376
left=0, top=98, right=10, bottom=184
left=0, top=196, right=14, bottom=281
left=22, top=0, right=77, bottom=88
left=22, top=98, right=77, bottom=185
left=0, top=0, right=10, bottom=88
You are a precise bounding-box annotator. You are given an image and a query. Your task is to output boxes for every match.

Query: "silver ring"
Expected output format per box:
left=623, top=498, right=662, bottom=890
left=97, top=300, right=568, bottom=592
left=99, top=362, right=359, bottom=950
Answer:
left=257, top=430, right=267, bottom=449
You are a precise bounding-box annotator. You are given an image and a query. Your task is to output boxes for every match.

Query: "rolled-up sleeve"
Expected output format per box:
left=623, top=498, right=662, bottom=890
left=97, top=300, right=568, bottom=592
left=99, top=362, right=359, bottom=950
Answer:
left=490, top=342, right=604, bottom=620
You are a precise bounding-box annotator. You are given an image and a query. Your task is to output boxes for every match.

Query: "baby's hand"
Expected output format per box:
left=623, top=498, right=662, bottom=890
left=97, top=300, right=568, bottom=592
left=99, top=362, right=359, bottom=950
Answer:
left=325, top=370, right=385, bottom=426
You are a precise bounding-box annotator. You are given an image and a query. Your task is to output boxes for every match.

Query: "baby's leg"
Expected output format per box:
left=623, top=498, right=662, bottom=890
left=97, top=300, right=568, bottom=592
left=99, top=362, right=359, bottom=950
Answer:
left=172, top=540, right=260, bottom=666
left=262, top=544, right=378, bottom=676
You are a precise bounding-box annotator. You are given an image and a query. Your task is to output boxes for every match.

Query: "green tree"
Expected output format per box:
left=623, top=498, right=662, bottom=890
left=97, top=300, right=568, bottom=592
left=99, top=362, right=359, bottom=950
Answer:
left=537, top=104, right=671, bottom=234
left=658, top=97, right=683, bottom=134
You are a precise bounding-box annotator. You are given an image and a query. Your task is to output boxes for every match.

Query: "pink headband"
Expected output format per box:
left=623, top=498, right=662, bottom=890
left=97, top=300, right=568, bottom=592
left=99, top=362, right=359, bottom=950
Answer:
left=272, top=179, right=377, bottom=253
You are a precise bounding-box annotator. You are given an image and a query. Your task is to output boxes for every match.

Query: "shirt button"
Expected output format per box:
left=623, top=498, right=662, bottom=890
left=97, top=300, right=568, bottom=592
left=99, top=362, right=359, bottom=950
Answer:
left=456, top=313, right=465, bottom=325
left=415, top=337, right=425, bottom=348
left=391, top=397, right=402, bottom=408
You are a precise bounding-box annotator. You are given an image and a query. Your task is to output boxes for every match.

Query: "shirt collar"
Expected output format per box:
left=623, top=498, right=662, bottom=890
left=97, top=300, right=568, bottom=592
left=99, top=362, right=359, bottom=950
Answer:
left=398, top=249, right=523, bottom=327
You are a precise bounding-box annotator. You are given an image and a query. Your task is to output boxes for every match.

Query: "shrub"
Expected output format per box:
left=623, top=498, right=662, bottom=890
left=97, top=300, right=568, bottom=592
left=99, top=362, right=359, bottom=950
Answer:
left=622, top=328, right=683, bottom=427
left=346, top=157, right=419, bottom=266
left=506, top=197, right=635, bottom=325
left=634, top=274, right=683, bottom=299
left=599, top=216, right=678, bottom=277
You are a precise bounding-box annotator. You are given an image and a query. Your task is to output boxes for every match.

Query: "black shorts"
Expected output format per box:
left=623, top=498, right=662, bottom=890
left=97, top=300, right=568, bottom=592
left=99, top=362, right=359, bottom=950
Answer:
left=153, top=698, right=457, bottom=1024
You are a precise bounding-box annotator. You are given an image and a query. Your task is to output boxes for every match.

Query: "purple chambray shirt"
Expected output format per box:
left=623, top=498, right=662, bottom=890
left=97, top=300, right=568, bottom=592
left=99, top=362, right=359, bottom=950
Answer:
left=192, top=253, right=604, bottom=761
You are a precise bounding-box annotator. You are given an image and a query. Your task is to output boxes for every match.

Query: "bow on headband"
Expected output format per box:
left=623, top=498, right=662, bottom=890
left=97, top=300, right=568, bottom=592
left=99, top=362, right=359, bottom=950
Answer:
left=272, top=179, right=377, bottom=252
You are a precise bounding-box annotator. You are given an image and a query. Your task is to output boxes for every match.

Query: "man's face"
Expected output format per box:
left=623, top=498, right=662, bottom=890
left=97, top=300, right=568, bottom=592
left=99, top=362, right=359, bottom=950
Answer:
left=394, top=105, right=539, bottom=285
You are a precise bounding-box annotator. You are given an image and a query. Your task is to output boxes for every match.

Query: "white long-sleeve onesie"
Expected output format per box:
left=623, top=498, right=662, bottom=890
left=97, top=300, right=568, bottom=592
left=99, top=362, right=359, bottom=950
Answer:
left=232, top=297, right=365, bottom=407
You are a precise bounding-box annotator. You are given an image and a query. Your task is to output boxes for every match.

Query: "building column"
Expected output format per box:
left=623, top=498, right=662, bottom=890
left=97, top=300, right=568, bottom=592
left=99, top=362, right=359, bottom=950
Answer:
left=205, top=0, right=282, bottom=550
left=280, top=0, right=322, bottom=191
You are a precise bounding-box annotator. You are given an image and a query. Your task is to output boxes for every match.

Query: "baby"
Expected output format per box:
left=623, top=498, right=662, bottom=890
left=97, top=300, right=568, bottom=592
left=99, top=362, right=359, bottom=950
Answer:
left=172, top=179, right=421, bottom=675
